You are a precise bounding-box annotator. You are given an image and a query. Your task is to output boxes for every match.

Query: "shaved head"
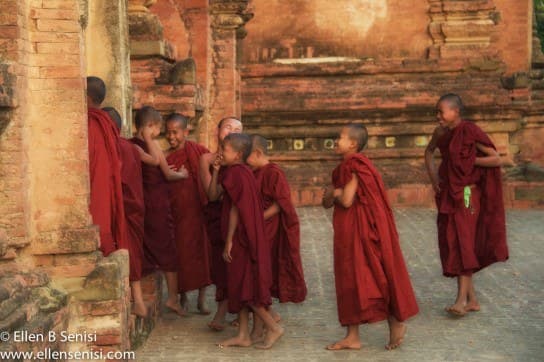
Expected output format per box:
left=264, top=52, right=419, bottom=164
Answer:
left=224, top=133, right=252, bottom=162
left=135, top=106, right=162, bottom=130
left=438, top=93, right=464, bottom=115
left=250, top=134, right=268, bottom=155
left=102, top=106, right=122, bottom=130
left=87, top=76, right=106, bottom=106
left=346, top=124, right=368, bottom=152
left=165, top=113, right=189, bottom=129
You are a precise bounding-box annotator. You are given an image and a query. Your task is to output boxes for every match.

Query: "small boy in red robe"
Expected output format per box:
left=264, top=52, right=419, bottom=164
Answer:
left=165, top=113, right=212, bottom=314
left=199, top=117, right=243, bottom=331
left=246, top=134, right=307, bottom=341
left=208, top=133, right=284, bottom=349
left=130, top=106, right=188, bottom=316
left=103, top=106, right=147, bottom=317
left=425, top=94, right=508, bottom=317
left=322, top=124, right=419, bottom=350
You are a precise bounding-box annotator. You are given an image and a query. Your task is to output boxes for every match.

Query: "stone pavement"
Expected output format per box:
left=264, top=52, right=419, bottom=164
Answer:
left=136, top=208, right=544, bottom=362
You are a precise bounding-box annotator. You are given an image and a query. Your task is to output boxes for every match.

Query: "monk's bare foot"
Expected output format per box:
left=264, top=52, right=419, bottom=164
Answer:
left=270, top=311, right=281, bottom=323
left=165, top=299, right=186, bottom=317
left=179, top=292, right=188, bottom=310
left=217, top=335, right=252, bottom=348
left=326, top=337, right=361, bottom=351
left=197, top=302, right=211, bottom=315
left=132, top=302, right=148, bottom=318
left=208, top=320, right=225, bottom=332
left=445, top=304, right=466, bottom=317
left=255, top=326, right=284, bottom=350
left=386, top=321, right=407, bottom=350
left=250, top=330, right=265, bottom=345
left=464, top=301, right=481, bottom=312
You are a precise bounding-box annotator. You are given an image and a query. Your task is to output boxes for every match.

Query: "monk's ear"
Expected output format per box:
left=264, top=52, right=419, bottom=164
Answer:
left=183, top=128, right=190, bottom=137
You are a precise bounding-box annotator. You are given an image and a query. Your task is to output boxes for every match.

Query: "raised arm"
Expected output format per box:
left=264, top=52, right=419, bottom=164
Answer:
left=424, top=126, right=444, bottom=193
left=206, top=154, right=223, bottom=201
left=333, top=173, right=358, bottom=208
left=475, top=142, right=501, bottom=167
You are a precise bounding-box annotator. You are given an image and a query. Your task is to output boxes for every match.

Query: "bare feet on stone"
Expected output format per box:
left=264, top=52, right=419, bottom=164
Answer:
left=165, top=299, right=186, bottom=317
left=326, top=337, right=361, bottom=351
left=217, top=335, right=252, bottom=348
left=254, top=326, right=284, bottom=350
left=386, top=318, right=407, bottom=350
left=208, top=320, right=225, bottom=332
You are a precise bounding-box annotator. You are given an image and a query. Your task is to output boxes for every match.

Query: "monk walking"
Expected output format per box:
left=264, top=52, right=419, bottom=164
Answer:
left=246, top=134, right=307, bottom=341
left=165, top=113, right=212, bottom=314
left=209, top=133, right=284, bottom=349
left=131, top=106, right=187, bottom=316
left=322, top=124, right=419, bottom=350
left=199, top=117, right=243, bottom=331
left=103, top=107, right=147, bottom=318
left=425, top=93, right=508, bottom=317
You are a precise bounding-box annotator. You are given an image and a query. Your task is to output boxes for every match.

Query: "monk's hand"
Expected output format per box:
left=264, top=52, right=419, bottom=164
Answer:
left=223, top=241, right=233, bottom=263
left=213, top=153, right=223, bottom=171
left=178, top=165, right=189, bottom=179
left=431, top=176, right=440, bottom=194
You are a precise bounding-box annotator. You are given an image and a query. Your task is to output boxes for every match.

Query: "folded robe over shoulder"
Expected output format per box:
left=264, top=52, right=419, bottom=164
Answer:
left=436, top=121, right=508, bottom=276
left=88, top=108, right=127, bottom=256
left=167, top=141, right=212, bottom=292
left=254, top=163, right=307, bottom=303
left=332, top=153, right=419, bottom=326
left=119, top=138, right=145, bottom=282
left=221, top=164, right=272, bottom=313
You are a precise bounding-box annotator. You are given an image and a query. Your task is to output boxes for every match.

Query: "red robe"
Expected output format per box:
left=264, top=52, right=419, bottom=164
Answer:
left=254, top=163, right=307, bottom=303
left=130, top=137, right=177, bottom=274
left=202, top=161, right=228, bottom=301
left=166, top=141, right=212, bottom=292
left=119, top=138, right=145, bottom=282
left=88, top=108, right=127, bottom=256
left=332, top=153, right=418, bottom=325
left=436, top=121, right=508, bottom=277
left=221, top=164, right=272, bottom=313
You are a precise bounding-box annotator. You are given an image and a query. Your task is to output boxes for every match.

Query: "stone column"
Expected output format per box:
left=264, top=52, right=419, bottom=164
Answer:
left=85, top=0, right=132, bottom=135
left=200, top=0, right=252, bottom=150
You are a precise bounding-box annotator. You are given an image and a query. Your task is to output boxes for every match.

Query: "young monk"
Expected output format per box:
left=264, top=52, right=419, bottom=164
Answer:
left=86, top=77, right=126, bottom=258
left=130, top=106, right=188, bottom=316
left=246, top=134, right=307, bottom=341
left=208, top=133, right=284, bottom=349
left=424, top=93, right=508, bottom=317
left=322, top=124, right=419, bottom=350
left=164, top=113, right=212, bottom=314
left=199, top=117, right=243, bottom=331
left=103, top=107, right=147, bottom=317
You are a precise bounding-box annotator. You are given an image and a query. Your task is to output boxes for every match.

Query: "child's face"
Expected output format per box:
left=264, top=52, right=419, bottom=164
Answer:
left=166, top=122, right=188, bottom=149
left=218, top=119, right=243, bottom=142
left=436, top=101, right=459, bottom=129
left=221, top=142, right=241, bottom=166
left=335, top=128, right=355, bottom=154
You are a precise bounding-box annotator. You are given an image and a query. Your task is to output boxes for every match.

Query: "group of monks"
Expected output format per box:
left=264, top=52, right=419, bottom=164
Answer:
left=87, top=74, right=508, bottom=352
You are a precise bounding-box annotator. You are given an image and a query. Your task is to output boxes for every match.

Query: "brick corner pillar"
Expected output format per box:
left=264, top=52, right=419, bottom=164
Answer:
left=200, top=0, right=252, bottom=151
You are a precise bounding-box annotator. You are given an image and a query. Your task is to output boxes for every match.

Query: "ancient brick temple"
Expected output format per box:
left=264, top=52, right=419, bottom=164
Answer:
left=0, top=0, right=543, bottom=358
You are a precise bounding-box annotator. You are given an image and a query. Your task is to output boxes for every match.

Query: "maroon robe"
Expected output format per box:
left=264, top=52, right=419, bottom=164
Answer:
left=88, top=108, right=127, bottom=256
left=130, top=137, right=177, bottom=274
left=167, top=141, right=212, bottom=292
left=436, top=121, right=508, bottom=277
left=254, top=163, right=307, bottom=303
left=202, top=159, right=228, bottom=301
left=332, top=153, right=419, bottom=325
left=221, top=164, right=272, bottom=313
left=119, top=138, right=145, bottom=282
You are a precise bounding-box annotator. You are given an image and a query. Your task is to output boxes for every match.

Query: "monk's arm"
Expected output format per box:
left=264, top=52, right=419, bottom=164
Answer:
left=207, top=167, right=223, bottom=201
left=424, top=127, right=441, bottom=193
left=475, top=143, right=502, bottom=167
left=333, top=174, right=358, bottom=208
left=322, top=186, right=335, bottom=209
left=223, top=204, right=238, bottom=263
left=199, top=155, right=213, bottom=194
left=264, top=202, right=280, bottom=220
left=158, top=152, right=188, bottom=181
left=135, top=145, right=160, bottom=166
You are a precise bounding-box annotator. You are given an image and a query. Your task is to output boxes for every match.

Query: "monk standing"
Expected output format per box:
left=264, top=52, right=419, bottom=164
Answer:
left=425, top=94, right=508, bottom=317
left=131, top=106, right=188, bottom=316
left=165, top=113, right=212, bottom=314
left=246, top=134, right=307, bottom=341
left=86, top=76, right=126, bottom=258
left=199, top=117, right=243, bottom=331
left=322, top=124, right=419, bottom=350
left=208, top=133, right=284, bottom=349
left=103, top=106, right=147, bottom=318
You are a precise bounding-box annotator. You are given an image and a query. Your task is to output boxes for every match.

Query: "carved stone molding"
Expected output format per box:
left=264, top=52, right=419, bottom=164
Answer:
left=210, top=0, right=252, bottom=30
left=428, top=0, right=499, bottom=59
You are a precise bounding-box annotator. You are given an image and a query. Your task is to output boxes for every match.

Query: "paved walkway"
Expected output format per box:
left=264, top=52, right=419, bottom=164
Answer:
left=136, top=208, right=544, bottom=362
